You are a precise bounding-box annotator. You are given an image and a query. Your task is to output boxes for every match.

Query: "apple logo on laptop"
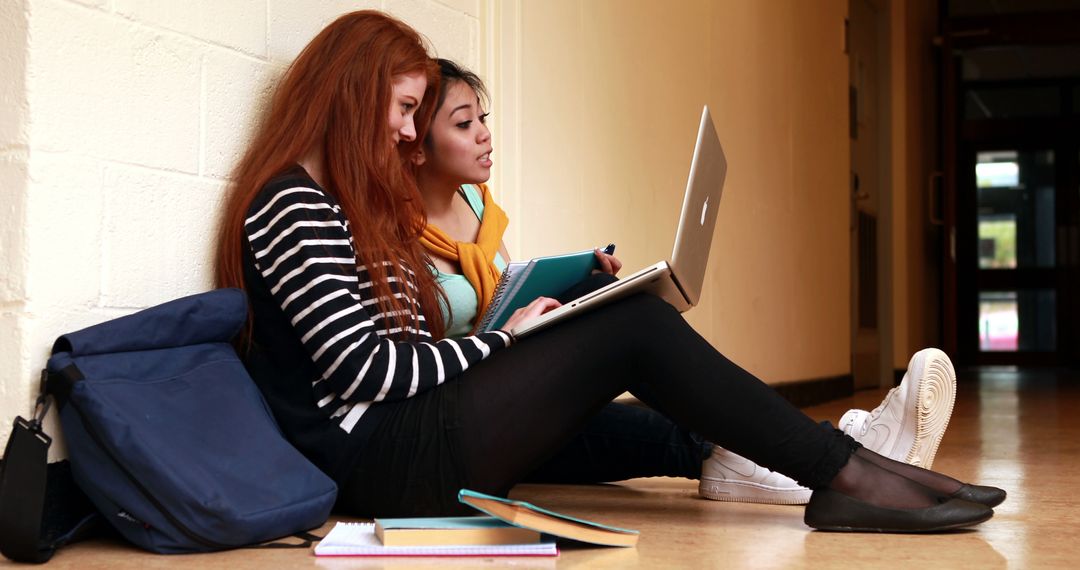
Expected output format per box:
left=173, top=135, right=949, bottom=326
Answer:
left=700, top=197, right=710, bottom=226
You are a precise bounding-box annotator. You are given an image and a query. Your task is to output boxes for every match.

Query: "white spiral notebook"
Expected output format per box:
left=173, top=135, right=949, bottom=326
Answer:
left=313, top=522, right=559, bottom=557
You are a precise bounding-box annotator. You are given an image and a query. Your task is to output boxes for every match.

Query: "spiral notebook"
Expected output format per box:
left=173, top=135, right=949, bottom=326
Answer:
left=478, top=248, right=599, bottom=332
left=314, top=522, right=558, bottom=557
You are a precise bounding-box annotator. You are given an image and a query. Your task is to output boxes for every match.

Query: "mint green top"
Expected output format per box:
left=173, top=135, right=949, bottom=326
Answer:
left=434, top=184, right=507, bottom=337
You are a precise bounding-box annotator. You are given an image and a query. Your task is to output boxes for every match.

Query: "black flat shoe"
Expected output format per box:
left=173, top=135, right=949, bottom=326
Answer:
left=804, top=488, right=993, bottom=533
left=951, top=484, right=1007, bottom=508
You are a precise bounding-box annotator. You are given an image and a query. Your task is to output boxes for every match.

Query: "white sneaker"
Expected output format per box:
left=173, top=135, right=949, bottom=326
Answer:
left=699, top=447, right=811, bottom=505
left=838, top=348, right=957, bottom=469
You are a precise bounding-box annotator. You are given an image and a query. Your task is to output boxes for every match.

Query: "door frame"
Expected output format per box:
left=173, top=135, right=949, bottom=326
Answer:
left=849, top=0, right=894, bottom=389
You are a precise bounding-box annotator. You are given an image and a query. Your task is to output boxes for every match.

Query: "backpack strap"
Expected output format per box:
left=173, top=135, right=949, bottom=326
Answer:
left=0, top=373, right=54, bottom=563
left=0, top=370, right=101, bottom=564
left=247, top=530, right=324, bottom=549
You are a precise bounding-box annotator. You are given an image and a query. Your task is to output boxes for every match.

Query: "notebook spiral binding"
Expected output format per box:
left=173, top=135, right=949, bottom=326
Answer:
left=477, top=269, right=514, bottom=331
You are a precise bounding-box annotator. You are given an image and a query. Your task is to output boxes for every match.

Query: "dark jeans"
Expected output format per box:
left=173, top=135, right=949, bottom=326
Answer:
left=524, top=401, right=712, bottom=483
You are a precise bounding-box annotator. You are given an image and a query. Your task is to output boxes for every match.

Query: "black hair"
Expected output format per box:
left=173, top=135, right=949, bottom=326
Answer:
left=434, top=58, right=489, bottom=112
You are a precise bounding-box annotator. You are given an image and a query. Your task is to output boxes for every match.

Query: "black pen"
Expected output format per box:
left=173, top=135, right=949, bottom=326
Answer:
left=601, top=243, right=616, bottom=255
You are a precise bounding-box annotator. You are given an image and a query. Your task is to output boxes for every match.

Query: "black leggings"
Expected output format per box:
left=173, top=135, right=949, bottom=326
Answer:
left=338, top=289, right=856, bottom=517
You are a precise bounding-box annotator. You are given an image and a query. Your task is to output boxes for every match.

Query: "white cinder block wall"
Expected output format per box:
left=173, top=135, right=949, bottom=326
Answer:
left=0, top=0, right=485, bottom=459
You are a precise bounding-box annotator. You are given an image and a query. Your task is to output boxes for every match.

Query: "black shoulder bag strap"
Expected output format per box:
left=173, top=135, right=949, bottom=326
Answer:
left=0, top=373, right=58, bottom=563
left=0, top=371, right=103, bottom=564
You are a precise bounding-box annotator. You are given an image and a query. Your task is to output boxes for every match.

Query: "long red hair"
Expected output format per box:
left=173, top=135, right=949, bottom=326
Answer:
left=216, top=10, right=446, bottom=342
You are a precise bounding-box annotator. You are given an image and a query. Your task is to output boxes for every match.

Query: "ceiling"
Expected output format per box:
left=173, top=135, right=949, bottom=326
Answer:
left=961, top=44, right=1080, bottom=81
left=950, top=0, right=1080, bottom=16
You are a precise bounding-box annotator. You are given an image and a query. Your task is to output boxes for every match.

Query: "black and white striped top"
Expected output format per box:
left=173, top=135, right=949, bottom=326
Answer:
left=240, top=167, right=511, bottom=479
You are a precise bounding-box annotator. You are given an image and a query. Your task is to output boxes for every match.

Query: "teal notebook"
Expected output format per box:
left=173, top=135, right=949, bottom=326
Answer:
left=478, top=248, right=599, bottom=332
left=373, top=516, right=542, bottom=546
left=377, top=516, right=517, bottom=531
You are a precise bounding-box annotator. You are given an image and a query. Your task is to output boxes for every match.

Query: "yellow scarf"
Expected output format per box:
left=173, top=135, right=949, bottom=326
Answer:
left=420, top=184, right=509, bottom=327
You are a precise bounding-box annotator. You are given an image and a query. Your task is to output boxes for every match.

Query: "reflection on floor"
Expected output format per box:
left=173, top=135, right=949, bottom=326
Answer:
left=2, top=366, right=1075, bottom=569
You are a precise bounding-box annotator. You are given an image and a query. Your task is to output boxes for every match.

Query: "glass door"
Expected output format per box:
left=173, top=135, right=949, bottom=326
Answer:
left=958, top=144, right=1069, bottom=365
left=974, top=150, right=1057, bottom=354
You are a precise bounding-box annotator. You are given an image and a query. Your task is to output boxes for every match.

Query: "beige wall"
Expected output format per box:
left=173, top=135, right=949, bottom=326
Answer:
left=0, top=0, right=487, bottom=456
left=890, top=0, right=941, bottom=369
left=490, top=0, right=851, bottom=384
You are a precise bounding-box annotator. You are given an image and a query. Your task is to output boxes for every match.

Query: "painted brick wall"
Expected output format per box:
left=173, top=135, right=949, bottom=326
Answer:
left=0, top=0, right=484, bottom=459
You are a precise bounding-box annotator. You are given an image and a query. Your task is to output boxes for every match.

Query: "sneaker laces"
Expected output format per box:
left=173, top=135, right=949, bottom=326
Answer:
left=840, top=383, right=899, bottom=438
left=840, top=409, right=871, bottom=437
left=876, top=381, right=905, bottom=412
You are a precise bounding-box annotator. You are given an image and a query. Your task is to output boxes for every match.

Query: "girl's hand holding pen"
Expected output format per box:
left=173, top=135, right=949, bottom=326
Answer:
left=593, top=243, right=622, bottom=276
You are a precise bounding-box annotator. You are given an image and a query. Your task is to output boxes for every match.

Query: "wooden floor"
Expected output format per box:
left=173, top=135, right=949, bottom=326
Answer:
left=4, top=366, right=1076, bottom=569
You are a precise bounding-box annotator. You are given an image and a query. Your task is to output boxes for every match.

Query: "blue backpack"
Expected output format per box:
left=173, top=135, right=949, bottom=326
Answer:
left=0, top=289, right=337, bottom=561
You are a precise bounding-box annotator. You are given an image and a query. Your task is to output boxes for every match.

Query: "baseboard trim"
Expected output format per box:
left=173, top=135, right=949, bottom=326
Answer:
left=771, top=374, right=854, bottom=408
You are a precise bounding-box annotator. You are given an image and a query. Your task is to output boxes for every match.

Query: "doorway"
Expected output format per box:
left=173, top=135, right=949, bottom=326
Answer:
left=941, top=3, right=1080, bottom=366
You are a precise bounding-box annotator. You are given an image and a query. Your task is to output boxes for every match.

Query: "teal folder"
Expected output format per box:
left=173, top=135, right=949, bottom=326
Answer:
left=478, top=248, right=599, bottom=332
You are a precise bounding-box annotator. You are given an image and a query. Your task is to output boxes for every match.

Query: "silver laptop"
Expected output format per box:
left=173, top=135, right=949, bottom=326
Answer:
left=512, top=105, right=727, bottom=338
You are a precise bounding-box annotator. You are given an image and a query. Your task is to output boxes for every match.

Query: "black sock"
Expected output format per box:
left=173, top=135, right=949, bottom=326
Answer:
left=827, top=453, right=944, bottom=509
left=854, top=448, right=963, bottom=495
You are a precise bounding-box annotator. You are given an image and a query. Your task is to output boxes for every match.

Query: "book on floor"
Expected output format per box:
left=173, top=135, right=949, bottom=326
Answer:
left=314, top=521, right=556, bottom=557
left=374, top=516, right=541, bottom=546
left=313, top=490, right=637, bottom=556
left=478, top=248, right=600, bottom=332
left=457, top=489, right=639, bottom=547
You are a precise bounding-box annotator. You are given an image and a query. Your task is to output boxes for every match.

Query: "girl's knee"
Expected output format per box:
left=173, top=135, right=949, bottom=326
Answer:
left=628, top=292, right=683, bottom=323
